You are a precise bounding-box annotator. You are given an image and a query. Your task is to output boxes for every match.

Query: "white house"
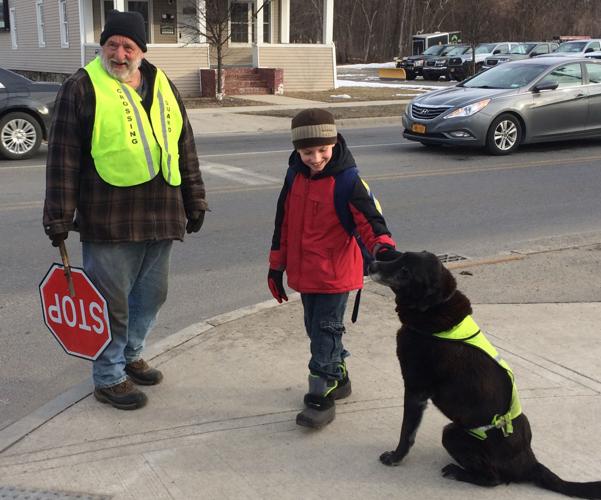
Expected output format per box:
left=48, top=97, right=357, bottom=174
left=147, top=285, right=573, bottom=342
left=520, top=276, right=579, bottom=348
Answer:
left=0, top=0, right=336, bottom=96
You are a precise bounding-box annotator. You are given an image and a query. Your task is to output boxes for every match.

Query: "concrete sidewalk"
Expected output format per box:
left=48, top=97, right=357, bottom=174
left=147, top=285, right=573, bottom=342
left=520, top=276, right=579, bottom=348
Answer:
left=185, top=94, right=405, bottom=135
left=1, top=239, right=600, bottom=499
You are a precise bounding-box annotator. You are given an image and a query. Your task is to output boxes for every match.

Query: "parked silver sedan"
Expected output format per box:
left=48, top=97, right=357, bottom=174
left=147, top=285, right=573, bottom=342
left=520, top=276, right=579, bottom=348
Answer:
left=402, top=57, right=601, bottom=154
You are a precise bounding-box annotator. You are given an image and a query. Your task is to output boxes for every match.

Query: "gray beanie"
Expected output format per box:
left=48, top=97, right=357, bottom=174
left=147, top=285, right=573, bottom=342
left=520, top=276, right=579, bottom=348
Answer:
left=291, top=108, right=338, bottom=149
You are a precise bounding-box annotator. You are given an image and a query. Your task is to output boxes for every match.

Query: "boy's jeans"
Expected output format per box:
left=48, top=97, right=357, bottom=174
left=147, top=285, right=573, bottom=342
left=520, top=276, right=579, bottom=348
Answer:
left=82, top=240, right=172, bottom=388
left=301, top=292, right=350, bottom=381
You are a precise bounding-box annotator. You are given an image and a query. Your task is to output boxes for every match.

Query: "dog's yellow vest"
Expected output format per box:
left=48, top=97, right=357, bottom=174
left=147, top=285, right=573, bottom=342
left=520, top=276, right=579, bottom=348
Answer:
left=433, top=315, right=522, bottom=440
left=84, top=57, right=183, bottom=187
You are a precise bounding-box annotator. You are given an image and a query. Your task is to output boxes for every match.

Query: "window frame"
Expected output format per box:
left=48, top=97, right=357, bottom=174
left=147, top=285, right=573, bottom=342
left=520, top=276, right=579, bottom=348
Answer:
left=8, top=6, right=16, bottom=48
left=58, top=0, right=69, bottom=48
left=36, top=0, right=46, bottom=48
left=229, top=1, right=253, bottom=45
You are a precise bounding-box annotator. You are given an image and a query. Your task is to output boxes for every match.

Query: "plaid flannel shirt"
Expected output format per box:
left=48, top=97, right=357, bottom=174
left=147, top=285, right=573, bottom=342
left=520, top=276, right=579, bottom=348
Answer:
left=43, top=59, right=208, bottom=242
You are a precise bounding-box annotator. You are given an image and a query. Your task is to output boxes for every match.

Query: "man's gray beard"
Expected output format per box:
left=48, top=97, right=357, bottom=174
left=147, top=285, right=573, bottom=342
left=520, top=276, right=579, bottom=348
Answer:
left=100, top=51, right=142, bottom=82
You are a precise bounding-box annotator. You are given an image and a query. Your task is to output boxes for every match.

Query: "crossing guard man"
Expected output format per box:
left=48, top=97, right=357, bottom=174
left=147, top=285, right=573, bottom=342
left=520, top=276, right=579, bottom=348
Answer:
left=43, top=10, right=208, bottom=410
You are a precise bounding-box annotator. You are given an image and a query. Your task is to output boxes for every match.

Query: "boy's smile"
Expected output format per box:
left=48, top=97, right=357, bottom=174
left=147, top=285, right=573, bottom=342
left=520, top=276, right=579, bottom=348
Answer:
left=298, top=144, right=335, bottom=175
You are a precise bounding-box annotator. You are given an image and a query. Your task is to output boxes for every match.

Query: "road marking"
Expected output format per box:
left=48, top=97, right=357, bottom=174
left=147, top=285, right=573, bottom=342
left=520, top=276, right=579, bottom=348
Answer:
left=3, top=154, right=601, bottom=209
left=198, top=142, right=409, bottom=158
left=200, top=161, right=280, bottom=185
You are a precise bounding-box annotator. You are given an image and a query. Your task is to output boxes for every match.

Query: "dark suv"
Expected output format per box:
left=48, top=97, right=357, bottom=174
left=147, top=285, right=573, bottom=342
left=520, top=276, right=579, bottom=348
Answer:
left=395, top=44, right=459, bottom=80
left=483, top=42, right=559, bottom=70
left=0, top=68, right=60, bottom=160
left=447, top=42, right=519, bottom=81
left=422, top=44, right=470, bottom=80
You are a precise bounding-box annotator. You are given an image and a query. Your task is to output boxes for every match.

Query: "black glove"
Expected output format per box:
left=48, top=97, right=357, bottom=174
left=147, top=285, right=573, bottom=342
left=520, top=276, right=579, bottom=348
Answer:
left=186, top=211, right=205, bottom=234
left=49, top=232, right=68, bottom=248
left=376, top=245, right=403, bottom=262
left=268, top=269, right=288, bottom=303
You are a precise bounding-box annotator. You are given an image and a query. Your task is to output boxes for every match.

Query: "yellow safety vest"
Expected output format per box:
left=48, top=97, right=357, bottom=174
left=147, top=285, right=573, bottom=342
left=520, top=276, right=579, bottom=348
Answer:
left=433, top=315, right=522, bottom=440
left=84, top=57, right=183, bottom=187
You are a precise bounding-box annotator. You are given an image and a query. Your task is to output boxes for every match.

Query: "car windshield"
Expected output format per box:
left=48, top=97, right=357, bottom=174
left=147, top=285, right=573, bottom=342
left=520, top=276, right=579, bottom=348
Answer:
left=422, top=45, right=445, bottom=56
left=460, top=63, right=548, bottom=89
left=446, top=45, right=470, bottom=55
left=475, top=44, right=497, bottom=54
left=510, top=43, right=537, bottom=55
left=556, top=41, right=587, bottom=52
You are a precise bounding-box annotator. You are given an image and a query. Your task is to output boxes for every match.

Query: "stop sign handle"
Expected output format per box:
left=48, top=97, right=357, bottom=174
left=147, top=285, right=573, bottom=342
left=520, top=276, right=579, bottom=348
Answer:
left=58, top=241, right=76, bottom=297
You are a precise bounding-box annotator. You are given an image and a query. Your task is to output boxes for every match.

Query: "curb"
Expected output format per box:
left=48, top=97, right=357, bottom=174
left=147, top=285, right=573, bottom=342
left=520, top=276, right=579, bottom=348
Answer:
left=0, top=296, right=300, bottom=455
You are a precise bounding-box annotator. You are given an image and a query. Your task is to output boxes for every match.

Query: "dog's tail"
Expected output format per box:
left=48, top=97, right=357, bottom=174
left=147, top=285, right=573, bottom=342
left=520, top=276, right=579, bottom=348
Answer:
left=532, top=462, right=601, bottom=499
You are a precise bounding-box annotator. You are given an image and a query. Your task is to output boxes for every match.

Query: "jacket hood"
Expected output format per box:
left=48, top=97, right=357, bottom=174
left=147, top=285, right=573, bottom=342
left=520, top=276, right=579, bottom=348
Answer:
left=288, top=133, right=356, bottom=178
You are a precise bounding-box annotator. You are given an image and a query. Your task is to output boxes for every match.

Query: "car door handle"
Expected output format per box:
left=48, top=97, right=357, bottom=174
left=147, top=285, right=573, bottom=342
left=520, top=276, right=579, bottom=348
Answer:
left=576, top=93, right=586, bottom=99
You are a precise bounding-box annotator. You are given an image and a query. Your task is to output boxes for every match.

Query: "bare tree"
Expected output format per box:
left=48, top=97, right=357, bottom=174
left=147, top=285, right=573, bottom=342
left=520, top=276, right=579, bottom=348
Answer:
left=178, top=0, right=272, bottom=96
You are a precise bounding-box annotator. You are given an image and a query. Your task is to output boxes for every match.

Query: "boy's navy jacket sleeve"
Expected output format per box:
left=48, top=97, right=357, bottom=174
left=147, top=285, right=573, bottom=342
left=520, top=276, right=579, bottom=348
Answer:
left=348, top=175, right=396, bottom=254
left=269, top=174, right=291, bottom=270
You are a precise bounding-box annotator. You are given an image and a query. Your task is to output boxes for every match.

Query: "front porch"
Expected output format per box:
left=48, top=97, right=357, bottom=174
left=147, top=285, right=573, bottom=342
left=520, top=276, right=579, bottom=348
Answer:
left=80, top=0, right=336, bottom=97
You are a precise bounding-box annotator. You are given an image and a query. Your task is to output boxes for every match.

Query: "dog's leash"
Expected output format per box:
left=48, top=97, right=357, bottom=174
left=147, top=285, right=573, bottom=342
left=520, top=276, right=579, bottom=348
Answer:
left=351, top=289, right=361, bottom=323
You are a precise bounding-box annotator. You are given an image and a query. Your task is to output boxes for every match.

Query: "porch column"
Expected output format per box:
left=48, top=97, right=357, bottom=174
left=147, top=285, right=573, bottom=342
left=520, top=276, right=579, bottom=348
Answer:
left=323, top=0, right=334, bottom=44
left=114, top=0, right=125, bottom=11
left=280, top=0, right=290, bottom=43
left=255, top=0, right=264, bottom=45
left=199, top=0, right=206, bottom=43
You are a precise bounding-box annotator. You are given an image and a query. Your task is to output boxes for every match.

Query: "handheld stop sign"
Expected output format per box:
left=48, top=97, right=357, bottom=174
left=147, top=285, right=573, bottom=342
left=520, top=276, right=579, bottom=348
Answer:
left=39, top=242, right=111, bottom=360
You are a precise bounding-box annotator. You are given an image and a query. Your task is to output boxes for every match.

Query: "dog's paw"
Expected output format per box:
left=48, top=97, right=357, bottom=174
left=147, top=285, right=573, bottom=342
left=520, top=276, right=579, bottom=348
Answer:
left=441, top=463, right=463, bottom=479
left=380, top=451, right=403, bottom=466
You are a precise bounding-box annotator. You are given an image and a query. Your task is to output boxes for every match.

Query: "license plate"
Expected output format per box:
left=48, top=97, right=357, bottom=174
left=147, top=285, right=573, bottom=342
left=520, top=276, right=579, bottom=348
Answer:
left=411, top=123, right=426, bottom=134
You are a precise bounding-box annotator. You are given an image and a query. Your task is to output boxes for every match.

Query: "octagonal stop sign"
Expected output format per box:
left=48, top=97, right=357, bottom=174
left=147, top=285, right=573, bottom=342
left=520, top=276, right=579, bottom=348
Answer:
left=39, top=264, right=112, bottom=360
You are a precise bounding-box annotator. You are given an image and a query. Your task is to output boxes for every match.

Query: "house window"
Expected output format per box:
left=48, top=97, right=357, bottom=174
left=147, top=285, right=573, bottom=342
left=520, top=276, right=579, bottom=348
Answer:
left=58, top=0, right=69, bottom=48
left=8, top=6, right=16, bottom=48
left=262, top=1, right=270, bottom=43
left=36, top=0, right=46, bottom=47
left=230, top=1, right=251, bottom=43
left=102, top=0, right=114, bottom=25
left=0, top=0, right=10, bottom=31
left=127, top=1, right=150, bottom=43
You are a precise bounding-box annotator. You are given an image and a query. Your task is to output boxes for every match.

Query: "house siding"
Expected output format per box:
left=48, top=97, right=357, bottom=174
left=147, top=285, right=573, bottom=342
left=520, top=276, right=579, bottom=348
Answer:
left=212, top=46, right=253, bottom=66
left=0, top=0, right=81, bottom=75
left=84, top=44, right=210, bottom=97
left=257, top=45, right=334, bottom=91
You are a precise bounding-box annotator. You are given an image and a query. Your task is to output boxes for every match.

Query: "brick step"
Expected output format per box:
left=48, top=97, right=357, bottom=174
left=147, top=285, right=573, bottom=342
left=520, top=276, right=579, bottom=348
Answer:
left=230, top=86, right=271, bottom=95
left=228, top=76, right=267, bottom=83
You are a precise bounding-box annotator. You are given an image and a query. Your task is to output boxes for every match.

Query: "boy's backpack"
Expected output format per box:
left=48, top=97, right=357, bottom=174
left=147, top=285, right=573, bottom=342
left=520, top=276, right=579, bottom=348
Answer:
left=284, top=166, right=379, bottom=322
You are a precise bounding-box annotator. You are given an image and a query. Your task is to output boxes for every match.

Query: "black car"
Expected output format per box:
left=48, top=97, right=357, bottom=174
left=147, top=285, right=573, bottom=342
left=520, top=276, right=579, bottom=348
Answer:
left=395, top=44, right=458, bottom=80
left=422, top=44, right=470, bottom=81
left=0, top=68, right=60, bottom=160
left=482, top=42, right=559, bottom=70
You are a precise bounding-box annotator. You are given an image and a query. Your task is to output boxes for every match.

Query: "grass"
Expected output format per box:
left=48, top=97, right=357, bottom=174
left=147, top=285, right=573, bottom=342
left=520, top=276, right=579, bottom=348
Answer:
left=241, top=103, right=406, bottom=120
left=284, top=86, right=420, bottom=102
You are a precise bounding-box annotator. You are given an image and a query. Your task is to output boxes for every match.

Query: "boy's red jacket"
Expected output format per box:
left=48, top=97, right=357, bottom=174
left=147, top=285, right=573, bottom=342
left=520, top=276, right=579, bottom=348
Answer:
left=269, top=135, right=396, bottom=294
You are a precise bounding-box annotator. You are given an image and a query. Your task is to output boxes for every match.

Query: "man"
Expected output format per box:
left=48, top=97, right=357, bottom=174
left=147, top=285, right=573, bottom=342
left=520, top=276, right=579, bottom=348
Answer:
left=43, top=10, right=207, bottom=410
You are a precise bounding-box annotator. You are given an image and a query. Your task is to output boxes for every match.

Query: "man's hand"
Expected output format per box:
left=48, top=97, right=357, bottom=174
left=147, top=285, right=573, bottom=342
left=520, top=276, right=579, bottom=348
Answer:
left=376, top=245, right=403, bottom=262
left=268, top=269, right=288, bottom=303
left=49, top=232, right=68, bottom=248
left=186, top=211, right=205, bottom=234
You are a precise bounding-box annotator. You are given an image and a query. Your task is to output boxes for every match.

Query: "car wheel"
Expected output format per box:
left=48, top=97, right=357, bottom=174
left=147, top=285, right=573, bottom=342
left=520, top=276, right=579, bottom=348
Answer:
left=0, top=112, right=42, bottom=160
left=486, top=113, right=522, bottom=155
left=406, top=72, right=416, bottom=81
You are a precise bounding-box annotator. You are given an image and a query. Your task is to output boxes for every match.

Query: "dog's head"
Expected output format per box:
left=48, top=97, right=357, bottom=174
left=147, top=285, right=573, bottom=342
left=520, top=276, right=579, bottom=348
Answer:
left=369, top=251, right=456, bottom=312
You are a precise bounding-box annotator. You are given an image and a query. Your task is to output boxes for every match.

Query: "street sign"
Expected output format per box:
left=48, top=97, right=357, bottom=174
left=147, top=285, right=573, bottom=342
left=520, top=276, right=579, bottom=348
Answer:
left=39, top=264, right=112, bottom=360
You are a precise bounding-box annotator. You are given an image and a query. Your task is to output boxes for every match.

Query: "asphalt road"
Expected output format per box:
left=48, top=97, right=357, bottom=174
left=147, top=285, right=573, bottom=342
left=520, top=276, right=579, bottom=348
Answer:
left=2, top=125, right=601, bottom=430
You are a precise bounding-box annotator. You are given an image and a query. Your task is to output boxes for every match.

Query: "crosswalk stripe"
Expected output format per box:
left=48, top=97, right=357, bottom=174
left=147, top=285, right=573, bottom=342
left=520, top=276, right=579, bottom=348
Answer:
left=199, top=161, right=280, bottom=186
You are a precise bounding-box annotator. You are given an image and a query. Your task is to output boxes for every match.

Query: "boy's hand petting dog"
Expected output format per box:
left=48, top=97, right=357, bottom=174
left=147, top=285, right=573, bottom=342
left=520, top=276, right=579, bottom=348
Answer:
left=268, top=269, right=288, bottom=303
left=375, top=245, right=403, bottom=262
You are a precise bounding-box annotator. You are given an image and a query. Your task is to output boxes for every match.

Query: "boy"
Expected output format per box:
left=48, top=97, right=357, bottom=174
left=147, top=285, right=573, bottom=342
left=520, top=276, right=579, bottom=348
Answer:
left=268, top=108, right=400, bottom=428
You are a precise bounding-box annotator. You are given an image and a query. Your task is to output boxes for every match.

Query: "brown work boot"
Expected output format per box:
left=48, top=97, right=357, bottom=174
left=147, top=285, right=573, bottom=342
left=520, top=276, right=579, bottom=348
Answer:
left=125, top=358, right=163, bottom=385
left=94, top=379, right=147, bottom=410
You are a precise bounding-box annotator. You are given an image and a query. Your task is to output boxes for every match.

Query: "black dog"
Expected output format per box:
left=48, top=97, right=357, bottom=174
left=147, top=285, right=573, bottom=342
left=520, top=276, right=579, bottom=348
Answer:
left=369, top=251, right=601, bottom=499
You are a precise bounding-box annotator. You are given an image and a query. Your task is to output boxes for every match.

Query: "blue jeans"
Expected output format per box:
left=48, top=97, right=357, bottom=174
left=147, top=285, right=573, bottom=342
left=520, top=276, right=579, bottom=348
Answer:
left=82, top=240, right=173, bottom=388
left=301, top=292, right=350, bottom=380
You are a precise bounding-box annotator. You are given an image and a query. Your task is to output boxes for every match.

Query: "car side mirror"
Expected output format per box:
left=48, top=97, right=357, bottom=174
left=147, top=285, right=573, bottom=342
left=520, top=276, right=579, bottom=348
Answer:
left=493, top=49, right=501, bottom=54
left=585, top=47, right=595, bottom=53
left=533, top=81, right=559, bottom=92
left=530, top=52, right=540, bottom=57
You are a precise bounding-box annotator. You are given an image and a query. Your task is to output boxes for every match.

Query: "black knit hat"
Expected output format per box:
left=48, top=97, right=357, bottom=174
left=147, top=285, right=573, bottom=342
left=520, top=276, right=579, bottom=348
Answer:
left=291, top=108, right=337, bottom=150
left=100, top=10, right=147, bottom=52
